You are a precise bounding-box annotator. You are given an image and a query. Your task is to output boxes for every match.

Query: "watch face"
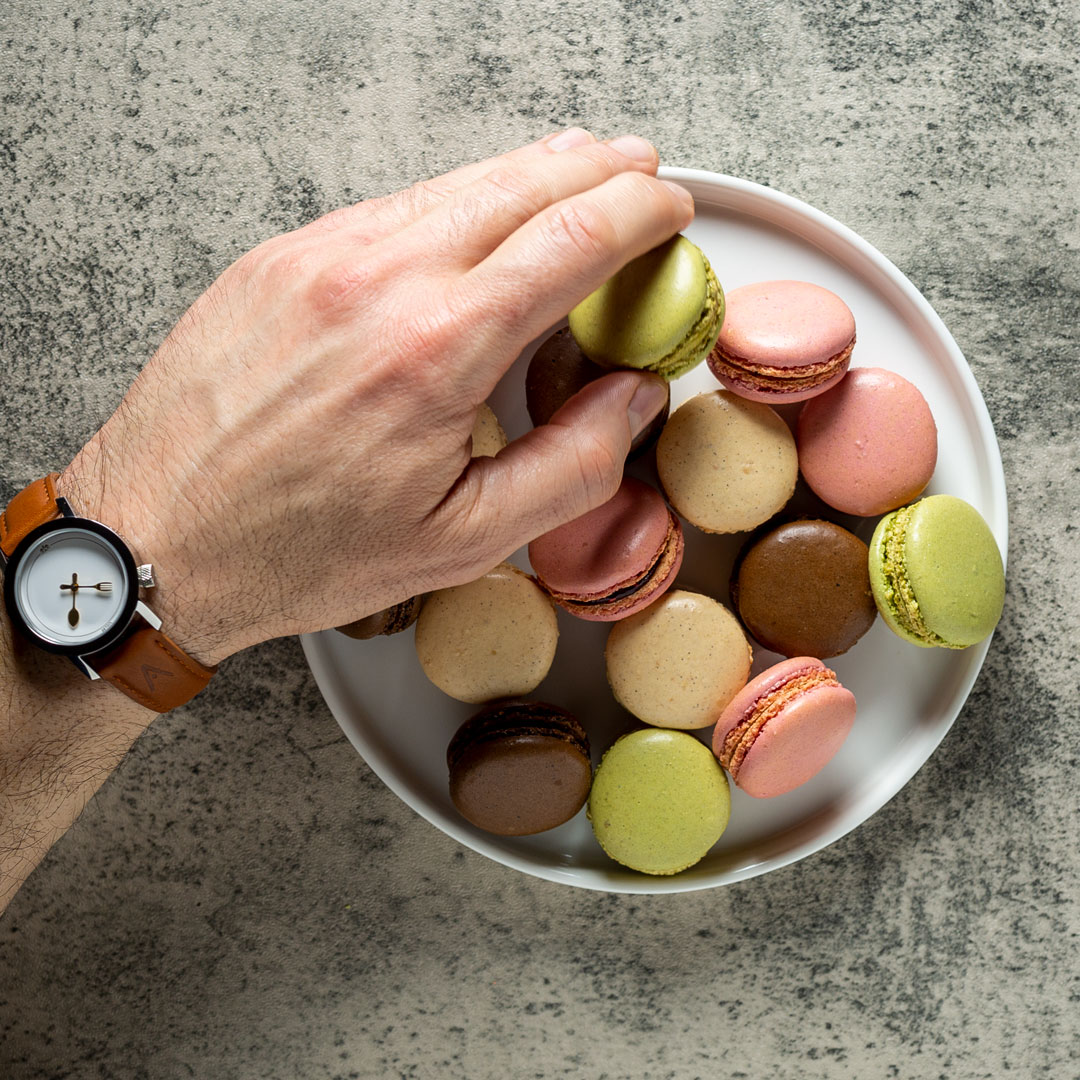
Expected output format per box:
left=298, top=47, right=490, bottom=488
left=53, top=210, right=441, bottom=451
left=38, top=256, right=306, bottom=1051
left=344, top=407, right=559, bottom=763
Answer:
left=5, top=519, right=137, bottom=653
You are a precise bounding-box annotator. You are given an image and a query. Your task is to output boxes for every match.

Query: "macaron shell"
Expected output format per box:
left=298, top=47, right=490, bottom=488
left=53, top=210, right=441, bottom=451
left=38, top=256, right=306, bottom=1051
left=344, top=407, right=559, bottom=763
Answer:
left=733, top=681, right=856, bottom=799
left=605, top=589, right=752, bottom=729
left=556, top=517, right=684, bottom=623
left=656, top=390, right=797, bottom=534
left=717, top=281, right=856, bottom=370
left=415, top=562, right=558, bottom=703
left=449, top=735, right=592, bottom=836
left=336, top=595, right=423, bottom=639
left=896, top=495, right=1005, bottom=648
left=732, top=519, right=876, bottom=658
left=470, top=402, right=508, bottom=458
left=568, top=235, right=712, bottom=373
left=588, top=728, right=731, bottom=875
left=525, top=328, right=671, bottom=456
left=797, top=367, right=938, bottom=516
left=528, top=478, right=673, bottom=599
left=526, top=328, right=606, bottom=426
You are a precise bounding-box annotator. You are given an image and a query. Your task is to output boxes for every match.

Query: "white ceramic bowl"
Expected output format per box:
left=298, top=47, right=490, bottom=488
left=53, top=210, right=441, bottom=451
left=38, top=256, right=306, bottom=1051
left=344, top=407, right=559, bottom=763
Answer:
left=301, top=169, right=1007, bottom=894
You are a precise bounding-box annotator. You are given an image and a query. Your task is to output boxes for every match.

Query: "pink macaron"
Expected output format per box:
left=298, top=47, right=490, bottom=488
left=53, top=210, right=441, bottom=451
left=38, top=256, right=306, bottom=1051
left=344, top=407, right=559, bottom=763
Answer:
left=797, top=366, right=938, bottom=516
left=711, top=657, right=856, bottom=798
left=707, top=280, right=856, bottom=403
left=528, top=477, right=683, bottom=621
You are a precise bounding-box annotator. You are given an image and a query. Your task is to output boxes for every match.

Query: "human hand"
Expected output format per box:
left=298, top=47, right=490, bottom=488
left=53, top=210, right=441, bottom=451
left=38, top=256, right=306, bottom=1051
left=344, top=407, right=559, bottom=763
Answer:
left=58, top=129, right=692, bottom=666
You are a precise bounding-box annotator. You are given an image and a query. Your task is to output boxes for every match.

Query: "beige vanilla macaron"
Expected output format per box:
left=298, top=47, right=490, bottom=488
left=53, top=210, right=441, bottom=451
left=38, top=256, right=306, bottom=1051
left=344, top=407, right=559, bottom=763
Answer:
left=605, top=589, right=752, bottom=729
left=656, top=390, right=797, bottom=534
left=471, top=402, right=508, bottom=458
left=415, top=562, right=558, bottom=704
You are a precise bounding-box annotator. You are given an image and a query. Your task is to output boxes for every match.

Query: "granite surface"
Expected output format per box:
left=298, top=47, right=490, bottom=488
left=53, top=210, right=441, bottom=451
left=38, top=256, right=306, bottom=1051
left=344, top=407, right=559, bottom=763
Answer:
left=2, top=1, right=1078, bottom=1077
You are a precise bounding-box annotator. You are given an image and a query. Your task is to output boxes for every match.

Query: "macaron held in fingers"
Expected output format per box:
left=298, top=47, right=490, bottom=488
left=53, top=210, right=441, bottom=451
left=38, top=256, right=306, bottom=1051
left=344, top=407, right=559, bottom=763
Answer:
left=568, top=234, right=724, bottom=381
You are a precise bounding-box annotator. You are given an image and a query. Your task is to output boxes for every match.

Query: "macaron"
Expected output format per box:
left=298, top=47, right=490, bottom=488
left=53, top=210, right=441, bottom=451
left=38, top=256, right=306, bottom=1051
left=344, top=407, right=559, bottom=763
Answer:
left=605, top=589, right=752, bottom=729
left=712, top=657, right=857, bottom=798
left=588, top=727, right=731, bottom=876
left=415, top=562, right=559, bottom=703
left=471, top=402, right=508, bottom=458
left=707, top=280, right=855, bottom=403
left=528, top=477, right=683, bottom=622
left=656, top=390, right=798, bottom=534
left=568, top=234, right=724, bottom=381
left=336, top=595, right=424, bottom=640
left=525, top=327, right=669, bottom=456
left=731, top=519, right=877, bottom=658
left=447, top=701, right=592, bottom=836
left=868, top=494, right=1005, bottom=649
left=797, top=367, right=938, bottom=516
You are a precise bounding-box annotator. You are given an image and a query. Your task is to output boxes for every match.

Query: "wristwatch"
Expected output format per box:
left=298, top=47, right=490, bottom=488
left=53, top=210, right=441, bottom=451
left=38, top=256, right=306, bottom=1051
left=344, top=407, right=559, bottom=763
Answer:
left=1, top=473, right=216, bottom=711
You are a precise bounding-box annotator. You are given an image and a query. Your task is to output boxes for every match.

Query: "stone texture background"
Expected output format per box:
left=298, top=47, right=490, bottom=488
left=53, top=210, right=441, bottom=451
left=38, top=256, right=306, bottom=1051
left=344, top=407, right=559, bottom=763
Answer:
left=2, top=1, right=1078, bottom=1077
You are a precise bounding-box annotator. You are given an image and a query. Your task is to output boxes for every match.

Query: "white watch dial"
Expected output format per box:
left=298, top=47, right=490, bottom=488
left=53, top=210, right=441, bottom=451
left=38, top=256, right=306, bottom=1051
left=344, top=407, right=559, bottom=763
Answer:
left=13, top=528, right=132, bottom=647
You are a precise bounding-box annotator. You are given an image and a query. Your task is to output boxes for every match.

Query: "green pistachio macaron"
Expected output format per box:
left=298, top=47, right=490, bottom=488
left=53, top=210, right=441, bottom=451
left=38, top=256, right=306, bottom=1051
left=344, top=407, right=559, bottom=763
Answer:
left=868, top=494, right=1005, bottom=649
left=568, top=235, right=724, bottom=381
left=588, top=728, right=731, bottom=875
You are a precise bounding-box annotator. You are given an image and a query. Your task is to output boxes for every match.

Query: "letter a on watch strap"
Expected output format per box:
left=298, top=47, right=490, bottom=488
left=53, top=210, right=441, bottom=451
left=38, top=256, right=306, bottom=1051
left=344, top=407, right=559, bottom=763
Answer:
left=2, top=473, right=216, bottom=712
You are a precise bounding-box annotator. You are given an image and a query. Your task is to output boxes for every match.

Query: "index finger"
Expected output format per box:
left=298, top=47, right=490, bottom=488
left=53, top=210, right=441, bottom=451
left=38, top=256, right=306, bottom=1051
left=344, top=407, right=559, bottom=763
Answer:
left=449, top=171, right=695, bottom=396
left=296, top=128, right=597, bottom=240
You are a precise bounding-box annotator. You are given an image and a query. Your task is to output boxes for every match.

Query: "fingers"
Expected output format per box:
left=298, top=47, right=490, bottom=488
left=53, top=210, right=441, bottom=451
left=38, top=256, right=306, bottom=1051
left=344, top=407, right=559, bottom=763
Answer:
left=296, top=128, right=597, bottom=241
left=392, top=135, right=663, bottom=271
left=448, top=171, right=694, bottom=397
left=430, top=372, right=669, bottom=568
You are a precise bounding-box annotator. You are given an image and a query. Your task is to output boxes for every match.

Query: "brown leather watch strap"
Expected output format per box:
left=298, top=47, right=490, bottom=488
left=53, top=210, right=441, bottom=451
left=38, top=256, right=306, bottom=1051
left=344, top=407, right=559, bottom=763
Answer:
left=1, top=472, right=61, bottom=556
left=88, top=626, right=216, bottom=713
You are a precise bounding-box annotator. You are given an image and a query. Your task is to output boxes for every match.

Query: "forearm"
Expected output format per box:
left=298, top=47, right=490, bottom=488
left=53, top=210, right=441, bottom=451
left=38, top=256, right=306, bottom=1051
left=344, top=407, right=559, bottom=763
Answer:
left=0, top=604, right=156, bottom=914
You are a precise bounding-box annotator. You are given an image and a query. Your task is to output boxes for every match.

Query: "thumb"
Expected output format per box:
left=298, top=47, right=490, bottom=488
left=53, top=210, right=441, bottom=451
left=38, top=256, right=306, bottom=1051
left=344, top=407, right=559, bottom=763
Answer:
left=435, top=371, right=669, bottom=566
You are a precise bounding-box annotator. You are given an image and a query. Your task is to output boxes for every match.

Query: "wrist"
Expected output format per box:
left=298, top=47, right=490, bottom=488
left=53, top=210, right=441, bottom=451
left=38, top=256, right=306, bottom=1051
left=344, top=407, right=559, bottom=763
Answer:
left=56, top=446, right=234, bottom=668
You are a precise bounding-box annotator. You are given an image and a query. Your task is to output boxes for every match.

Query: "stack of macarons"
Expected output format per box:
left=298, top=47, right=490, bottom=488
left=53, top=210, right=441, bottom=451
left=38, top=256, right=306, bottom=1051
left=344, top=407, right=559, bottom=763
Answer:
left=335, top=235, right=1006, bottom=878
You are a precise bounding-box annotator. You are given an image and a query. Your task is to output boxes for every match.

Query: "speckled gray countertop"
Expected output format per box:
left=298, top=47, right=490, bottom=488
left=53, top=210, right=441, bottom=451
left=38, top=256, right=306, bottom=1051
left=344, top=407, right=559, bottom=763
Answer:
left=2, top=2, right=1078, bottom=1078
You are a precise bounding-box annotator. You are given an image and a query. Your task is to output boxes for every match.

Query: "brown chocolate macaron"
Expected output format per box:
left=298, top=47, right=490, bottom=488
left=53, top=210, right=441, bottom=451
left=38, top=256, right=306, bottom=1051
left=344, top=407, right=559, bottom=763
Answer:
left=731, top=519, right=877, bottom=658
left=447, top=701, right=592, bottom=836
left=336, top=595, right=424, bottom=640
left=526, top=328, right=669, bottom=457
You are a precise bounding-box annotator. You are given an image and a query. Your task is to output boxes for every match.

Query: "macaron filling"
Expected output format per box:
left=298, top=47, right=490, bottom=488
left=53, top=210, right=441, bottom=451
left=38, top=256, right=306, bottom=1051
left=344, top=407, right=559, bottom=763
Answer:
left=539, top=509, right=683, bottom=619
left=877, top=504, right=948, bottom=647
left=381, top=597, right=423, bottom=634
left=447, top=703, right=589, bottom=769
left=653, top=256, right=724, bottom=380
left=709, top=337, right=854, bottom=395
left=718, top=664, right=840, bottom=776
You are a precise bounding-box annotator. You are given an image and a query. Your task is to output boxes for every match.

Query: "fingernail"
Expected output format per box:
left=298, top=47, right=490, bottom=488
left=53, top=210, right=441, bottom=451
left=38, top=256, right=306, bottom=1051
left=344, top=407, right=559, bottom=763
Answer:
left=661, top=179, right=695, bottom=213
left=627, top=376, right=669, bottom=438
left=607, top=135, right=657, bottom=163
left=546, top=127, right=594, bottom=151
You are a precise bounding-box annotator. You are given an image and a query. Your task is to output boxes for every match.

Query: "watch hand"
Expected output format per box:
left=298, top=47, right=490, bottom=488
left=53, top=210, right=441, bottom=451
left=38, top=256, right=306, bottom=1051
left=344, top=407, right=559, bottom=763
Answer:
left=67, top=572, right=80, bottom=627
left=60, top=581, right=113, bottom=592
